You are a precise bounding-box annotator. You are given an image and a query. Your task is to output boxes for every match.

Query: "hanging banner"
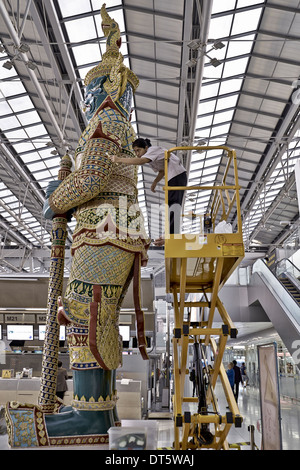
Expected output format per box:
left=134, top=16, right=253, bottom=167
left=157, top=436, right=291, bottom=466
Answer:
left=257, top=343, right=282, bottom=450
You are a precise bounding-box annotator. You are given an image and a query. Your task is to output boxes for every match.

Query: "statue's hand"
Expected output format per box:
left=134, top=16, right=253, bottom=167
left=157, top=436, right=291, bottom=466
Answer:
left=43, top=200, right=75, bottom=221
left=43, top=199, right=55, bottom=220
left=43, top=180, right=76, bottom=221
left=45, top=180, right=62, bottom=198
left=43, top=180, right=62, bottom=219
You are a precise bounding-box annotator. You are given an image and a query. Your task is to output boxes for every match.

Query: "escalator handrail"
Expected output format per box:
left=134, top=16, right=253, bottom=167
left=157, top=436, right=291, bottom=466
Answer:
left=259, top=259, right=300, bottom=307
left=274, top=258, right=300, bottom=296
left=274, top=257, right=300, bottom=280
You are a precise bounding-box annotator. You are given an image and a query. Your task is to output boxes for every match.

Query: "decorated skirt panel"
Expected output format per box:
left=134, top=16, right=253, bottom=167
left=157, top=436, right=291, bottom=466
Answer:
left=5, top=402, right=109, bottom=447
left=5, top=402, right=57, bottom=447
left=61, top=245, right=135, bottom=370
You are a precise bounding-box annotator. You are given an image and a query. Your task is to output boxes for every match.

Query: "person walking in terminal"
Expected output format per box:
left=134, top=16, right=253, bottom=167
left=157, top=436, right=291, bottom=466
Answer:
left=56, top=361, right=68, bottom=401
left=226, top=362, right=235, bottom=393
left=232, top=360, right=243, bottom=401
left=241, top=362, right=249, bottom=387
left=109, top=138, right=187, bottom=235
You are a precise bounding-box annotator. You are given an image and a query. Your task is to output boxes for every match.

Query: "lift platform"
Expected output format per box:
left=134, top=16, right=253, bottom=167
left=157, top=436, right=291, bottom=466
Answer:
left=163, top=145, right=244, bottom=450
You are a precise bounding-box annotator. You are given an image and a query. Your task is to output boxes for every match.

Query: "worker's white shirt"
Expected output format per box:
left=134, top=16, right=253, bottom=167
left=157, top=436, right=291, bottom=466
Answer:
left=144, top=146, right=186, bottom=181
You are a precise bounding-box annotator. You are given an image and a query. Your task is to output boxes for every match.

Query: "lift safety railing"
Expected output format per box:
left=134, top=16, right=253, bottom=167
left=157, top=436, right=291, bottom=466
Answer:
left=163, top=145, right=243, bottom=239
left=162, top=145, right=244, bottom=450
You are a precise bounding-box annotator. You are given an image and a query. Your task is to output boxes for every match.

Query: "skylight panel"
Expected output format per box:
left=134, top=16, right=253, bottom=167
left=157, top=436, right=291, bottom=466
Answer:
left=25, top=124, right=48, bottom=139
left=226, top=34, right=256, bottom=58
left=212, top=0, right=236, bottom=14
left=213, top=109, right=234, bottom=125
left=4, top=128, right=28, bottom=141
left=12, top=141, right=35, bottom=154
left=65, top=17, right=97, bottom=43
left=26, top=161, right=47, bottom=172
left=123, top=57, right=130, bottom=69
left=223, top=57, right=249, bottom=78
left=219, top=78, right=243, bottom=95
left=7, top=95, right=34, bottom=113
left=200, top=83, right=220, bottom=101
left=17, top=110, right=41, bottom=126
left=209, top=14, right=234, bottom=39
left=195, top=115, right=213, bottom=129
left=2, top=194, right=17, bottom=204
left=216, top=93, right=239, bottom=111
left=6, top=201, right=19, bottom=210
left=203, top=65, right=223, bottom=81
left=210, top=123, right=230, bottom=137
left=22, top=216, right=36, bottom=224
left=197, top=100, right=216, bottom=115
left=119, top=42, right=129, bottom=58
left=0, top=100, right=12, bottom=115
left=0, top=115, right=20, bottom=131
left=0, top=62, right=18, bottom=81
left=237, top=0, right=264, bottom=9
left=91, top=0, right=122, bottom=9
left=58, top=0, right=92, bottom=17
left=231, top=7, right=262, bottom=36
left=189, top=169, right=205, bottom=179
left=44, top=156, right=61, bottom=169
left=72, top=43, right=102, bottom=67
left=19, top=151, right=42, bottom=164
left=32, top=170, right=53, bottom=180
left=0, top=80, right=26, bottom=97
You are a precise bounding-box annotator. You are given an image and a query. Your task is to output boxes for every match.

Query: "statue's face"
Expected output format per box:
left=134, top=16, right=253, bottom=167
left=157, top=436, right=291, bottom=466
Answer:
left=84, top=76, right=107, bottom=121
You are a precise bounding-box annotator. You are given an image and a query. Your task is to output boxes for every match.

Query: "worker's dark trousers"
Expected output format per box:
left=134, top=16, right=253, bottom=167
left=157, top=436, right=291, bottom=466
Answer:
left=168, top=171, right=187, bottom=234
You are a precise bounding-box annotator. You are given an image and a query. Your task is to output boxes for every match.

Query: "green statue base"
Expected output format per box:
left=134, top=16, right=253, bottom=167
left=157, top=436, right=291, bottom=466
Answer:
left=5, top=369, right=118, bottom=447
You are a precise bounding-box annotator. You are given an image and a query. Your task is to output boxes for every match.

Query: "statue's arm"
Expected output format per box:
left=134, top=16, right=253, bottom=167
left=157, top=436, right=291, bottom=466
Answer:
left=44, top=109, right=134, bottom=218
left=48, top=153, right=114, bottom=214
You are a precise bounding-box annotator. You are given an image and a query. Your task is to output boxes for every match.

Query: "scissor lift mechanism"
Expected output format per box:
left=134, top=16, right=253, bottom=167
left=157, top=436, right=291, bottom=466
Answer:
left=163, top=146, right=244, bottom=450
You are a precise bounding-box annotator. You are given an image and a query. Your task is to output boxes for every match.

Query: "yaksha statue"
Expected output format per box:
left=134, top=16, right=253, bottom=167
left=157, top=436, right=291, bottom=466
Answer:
left=5, top=4, right=150, bottom=447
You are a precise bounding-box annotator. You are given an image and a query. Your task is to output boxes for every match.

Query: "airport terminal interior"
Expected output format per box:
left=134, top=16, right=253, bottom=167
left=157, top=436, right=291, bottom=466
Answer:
left=0, top=0, right=300, bottom=451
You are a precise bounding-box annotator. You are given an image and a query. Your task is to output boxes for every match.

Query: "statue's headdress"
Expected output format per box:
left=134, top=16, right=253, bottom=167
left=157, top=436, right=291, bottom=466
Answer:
left=84, top=4, right=139, bottom=98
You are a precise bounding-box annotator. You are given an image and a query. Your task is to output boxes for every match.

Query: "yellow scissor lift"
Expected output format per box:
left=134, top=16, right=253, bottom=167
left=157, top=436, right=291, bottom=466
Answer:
left=163, top=145, right=244, bottom=450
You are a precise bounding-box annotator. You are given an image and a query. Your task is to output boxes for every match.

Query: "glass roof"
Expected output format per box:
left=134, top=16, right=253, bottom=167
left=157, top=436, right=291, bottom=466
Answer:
left=183, top=0, right=265, bottom=234
left=0, top=0, right=298, bottom=262
left=0, top=0, right=129, bottom=250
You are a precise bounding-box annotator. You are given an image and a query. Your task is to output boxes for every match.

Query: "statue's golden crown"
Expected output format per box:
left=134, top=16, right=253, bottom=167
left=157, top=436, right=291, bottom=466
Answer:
left=84, top=3, right=139, bottom=93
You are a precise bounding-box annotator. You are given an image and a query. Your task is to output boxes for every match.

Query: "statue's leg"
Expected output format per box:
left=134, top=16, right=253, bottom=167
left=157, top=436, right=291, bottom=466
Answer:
left=43, top=245, right=135, bottom=442
left=45, top=368, right=115, bottom=442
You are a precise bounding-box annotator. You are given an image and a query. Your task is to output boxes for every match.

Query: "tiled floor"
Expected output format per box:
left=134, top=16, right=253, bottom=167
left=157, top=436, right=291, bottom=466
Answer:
left=1, top=382, right=300, bottom=450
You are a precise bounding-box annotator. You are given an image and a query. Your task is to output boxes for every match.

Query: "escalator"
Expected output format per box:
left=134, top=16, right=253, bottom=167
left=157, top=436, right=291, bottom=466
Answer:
left=279, top=277, right=300, bottom=305
left=249, top=258, right=300, bottom=359
left=276, top=258, right=300, bottom=307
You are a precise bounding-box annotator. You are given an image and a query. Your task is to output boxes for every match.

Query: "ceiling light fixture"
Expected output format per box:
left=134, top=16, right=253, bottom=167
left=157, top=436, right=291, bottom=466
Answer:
left=196, top=139, right=207, bottom=146
left=18, top=43, right=30, bottom=53
left=26, top=60, right=37, bottom=70
left=2, top=60, right=13, bottom=69
left=210, top=57, right=221, bottom=68
left=187, top=39, right=201, bottom=50
left=186, top=58, right=197, bottom=68
left=213, top=40, right=225, bottom=50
